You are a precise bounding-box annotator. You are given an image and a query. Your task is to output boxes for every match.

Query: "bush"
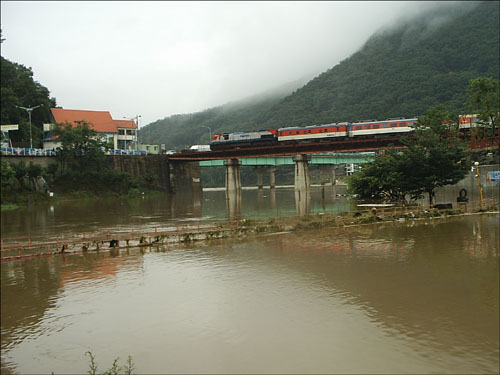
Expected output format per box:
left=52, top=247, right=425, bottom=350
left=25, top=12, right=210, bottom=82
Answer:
left=27, top=162, right=42, bottom=179
left=53, top=169, right=134, bottom=195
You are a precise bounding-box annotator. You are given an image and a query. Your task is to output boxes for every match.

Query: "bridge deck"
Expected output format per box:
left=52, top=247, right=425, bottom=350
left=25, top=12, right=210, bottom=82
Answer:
left=168, top=137, right=409, bottom=161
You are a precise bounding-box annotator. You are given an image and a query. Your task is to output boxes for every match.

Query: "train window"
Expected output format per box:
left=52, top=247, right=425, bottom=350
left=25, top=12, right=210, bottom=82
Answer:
left=364, top=125, right=371, bottom=130
left=296, top=131, right=300, bottom=135
left=324, top=129, right=328, bottom=132
left=391, top=123, right=397, bottom=127
left=382, top=124, right=389, bottom=128
left=308, top=130, right=312, bottom=134
left=355, top=126, right=362, bottom=130
left=373, top=125, right=380, bottom=129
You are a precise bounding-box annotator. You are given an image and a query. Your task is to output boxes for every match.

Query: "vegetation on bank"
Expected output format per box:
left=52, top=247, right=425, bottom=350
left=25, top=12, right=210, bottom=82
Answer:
left=0, top=122, right=159, bottom=206
left=84, top=351, right=135, bottom=375
left=346, top=77, right=499, bottom=205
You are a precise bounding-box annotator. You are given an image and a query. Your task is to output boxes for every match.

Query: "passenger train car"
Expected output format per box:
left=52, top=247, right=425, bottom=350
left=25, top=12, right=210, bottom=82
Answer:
left=348, top=118, right=418, bottom=137
left=277, top=123, right=349, bottom=142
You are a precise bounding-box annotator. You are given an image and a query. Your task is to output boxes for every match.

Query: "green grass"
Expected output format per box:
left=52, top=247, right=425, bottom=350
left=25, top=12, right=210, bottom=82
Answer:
left=0, top=203, right=19, bottom=211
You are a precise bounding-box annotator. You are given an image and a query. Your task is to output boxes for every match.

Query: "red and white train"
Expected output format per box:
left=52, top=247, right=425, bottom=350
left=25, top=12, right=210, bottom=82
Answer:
left=210, top=117, right=418, bottom=149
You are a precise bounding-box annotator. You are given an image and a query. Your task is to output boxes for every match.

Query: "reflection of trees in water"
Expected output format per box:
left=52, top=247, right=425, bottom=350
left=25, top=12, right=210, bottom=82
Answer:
left=1, top=192, right=203, bottom=238
left=1, top=258, right=60, bottom=372
left=266, top=216, right=499, bottom=366
left=0, top=252, right=144, bottom=373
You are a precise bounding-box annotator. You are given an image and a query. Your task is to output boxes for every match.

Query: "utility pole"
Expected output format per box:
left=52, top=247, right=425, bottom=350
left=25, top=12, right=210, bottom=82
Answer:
left=474, top=161, right=484, bottom=210
left=17, top=104, right=43, bottom=150
left=124, top=115, right=141, bottom=150
left=202, top=125, right=212, bottom=143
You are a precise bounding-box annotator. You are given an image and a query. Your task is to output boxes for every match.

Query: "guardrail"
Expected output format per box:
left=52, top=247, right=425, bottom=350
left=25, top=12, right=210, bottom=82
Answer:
left=1, top=147, right=148, bottom=156
left=0, top=147, right=56, bottom=156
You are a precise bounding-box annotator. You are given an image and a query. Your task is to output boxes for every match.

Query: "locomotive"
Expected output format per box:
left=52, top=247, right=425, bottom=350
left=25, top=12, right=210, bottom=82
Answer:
left=210, top=117, right=419, bottom=150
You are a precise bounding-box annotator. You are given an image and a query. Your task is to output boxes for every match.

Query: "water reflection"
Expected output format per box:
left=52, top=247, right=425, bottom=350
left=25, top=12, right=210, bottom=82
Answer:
left=225, top=188, right=242, bottom=221
left=1, top=186, right=354, bottom=239
left=294, top=188, right=311, bottom=216
left=1, top=166, right=498, bottom=240
left=1, top=215, right=498, bottom=374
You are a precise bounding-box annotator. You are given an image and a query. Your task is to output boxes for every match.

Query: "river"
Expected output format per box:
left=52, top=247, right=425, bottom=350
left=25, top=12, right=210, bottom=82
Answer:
left=1, top=183, right=499, bottom=374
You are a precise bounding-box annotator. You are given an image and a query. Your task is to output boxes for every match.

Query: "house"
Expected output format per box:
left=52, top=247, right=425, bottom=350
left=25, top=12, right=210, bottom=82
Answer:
left=139, top=144, right=160, bottom=155
left=42, top=108, right=137, bottom=150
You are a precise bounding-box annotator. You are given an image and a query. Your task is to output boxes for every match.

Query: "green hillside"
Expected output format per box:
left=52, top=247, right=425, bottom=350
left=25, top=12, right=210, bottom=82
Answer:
left=141, top=1, right=499, bottom=149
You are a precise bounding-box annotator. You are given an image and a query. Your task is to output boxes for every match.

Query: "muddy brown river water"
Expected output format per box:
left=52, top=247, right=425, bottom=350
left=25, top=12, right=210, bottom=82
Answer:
left=1, top=183, right=499, bottom=374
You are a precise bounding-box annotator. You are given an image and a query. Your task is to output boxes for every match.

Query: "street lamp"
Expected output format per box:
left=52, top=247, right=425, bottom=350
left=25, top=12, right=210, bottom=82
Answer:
left=17, top=104, right=43, bottom=150
left=474, top=161, right=484, bottom=209
left=124, top=115, right=141, bottom=150
left=202, top=125, right=212, bottom=143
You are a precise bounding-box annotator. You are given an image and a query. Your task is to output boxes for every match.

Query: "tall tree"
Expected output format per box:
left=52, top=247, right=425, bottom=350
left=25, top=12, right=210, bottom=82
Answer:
left=466, top=77, right=500, bottom=140
left=0, top=56, right=56, bottom=146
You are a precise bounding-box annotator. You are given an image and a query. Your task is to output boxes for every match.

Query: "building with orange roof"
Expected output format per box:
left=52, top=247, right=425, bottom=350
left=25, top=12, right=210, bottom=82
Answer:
left=42, top=108, right=137, bottom=150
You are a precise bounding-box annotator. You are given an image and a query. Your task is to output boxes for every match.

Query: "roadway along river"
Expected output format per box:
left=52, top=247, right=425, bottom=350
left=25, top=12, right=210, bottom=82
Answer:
left=1, top=210, right=498, bottom=374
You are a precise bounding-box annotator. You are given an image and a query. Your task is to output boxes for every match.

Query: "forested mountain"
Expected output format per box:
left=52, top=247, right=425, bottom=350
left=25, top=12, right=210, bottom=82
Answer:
left=142, top=78, right=308, bottom=148
left=140, top=1, right=499, bottom=149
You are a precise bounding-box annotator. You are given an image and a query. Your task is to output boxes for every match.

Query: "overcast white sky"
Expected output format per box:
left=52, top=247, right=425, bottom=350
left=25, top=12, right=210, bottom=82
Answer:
left=1, top=1, right=457, bottom=127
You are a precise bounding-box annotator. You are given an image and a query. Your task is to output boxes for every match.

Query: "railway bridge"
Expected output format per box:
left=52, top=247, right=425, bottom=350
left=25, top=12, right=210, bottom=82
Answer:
left=163, top=137, right=403, bottom=218
left=167, top=136, right=405, bottom=199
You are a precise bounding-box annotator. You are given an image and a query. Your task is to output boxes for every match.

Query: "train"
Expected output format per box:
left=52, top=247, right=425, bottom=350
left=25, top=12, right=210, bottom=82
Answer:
left=208, top=114, right=496, bottom=150
left=210, top=117, right=419, bottom=150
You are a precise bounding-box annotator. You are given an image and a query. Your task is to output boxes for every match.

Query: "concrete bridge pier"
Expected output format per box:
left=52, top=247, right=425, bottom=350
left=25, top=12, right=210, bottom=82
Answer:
left=225, top=158, right=242, bottom=220
left=294, top=154, right=311, bottom=192
left=255, top=166, right=266, bottom=190
left=225, top=158, right=241, bottom=195
left=255, top=166, right=277, bottom=190
left=269, top=167, right=276, bottom=189
left=294, top=154, right=311, bottom=216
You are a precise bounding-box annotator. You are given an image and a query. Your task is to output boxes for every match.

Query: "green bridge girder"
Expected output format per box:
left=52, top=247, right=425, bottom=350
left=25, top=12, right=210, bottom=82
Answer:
left=199, top=152, right=375, bottom=167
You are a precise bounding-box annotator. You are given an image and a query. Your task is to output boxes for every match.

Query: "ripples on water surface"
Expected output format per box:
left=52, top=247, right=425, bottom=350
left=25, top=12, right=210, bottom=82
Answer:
left=1, top=215, right=499, bottom=374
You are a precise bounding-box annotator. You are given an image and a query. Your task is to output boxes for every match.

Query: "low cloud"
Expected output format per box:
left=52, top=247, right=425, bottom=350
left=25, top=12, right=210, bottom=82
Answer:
left=0, top=1, right=469, bottom=126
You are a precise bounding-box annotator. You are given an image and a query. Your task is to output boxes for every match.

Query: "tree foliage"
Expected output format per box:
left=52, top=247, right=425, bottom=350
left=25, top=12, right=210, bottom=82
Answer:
left=0, top=56, right=57, bottom=146
left=466, top=77, right=500, bottom=138
left=348, top=105, right=469, bottom=205
left=53, top=121, right=106, bottom=171
left=1, top=161, right=15, bottom=194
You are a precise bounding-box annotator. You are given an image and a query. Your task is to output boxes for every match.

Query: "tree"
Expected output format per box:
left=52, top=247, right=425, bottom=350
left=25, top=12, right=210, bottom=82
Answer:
left=1, top=161, right=15, bottom=197
left=466, top=77, right=500, bottom=139
left=0, top=56, right=56, bottom=147
left=348, top=105, right=468, bottom=205
left=347, top=153, right=407, bottom=202
left=53, top=121, right=106, bottom=171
